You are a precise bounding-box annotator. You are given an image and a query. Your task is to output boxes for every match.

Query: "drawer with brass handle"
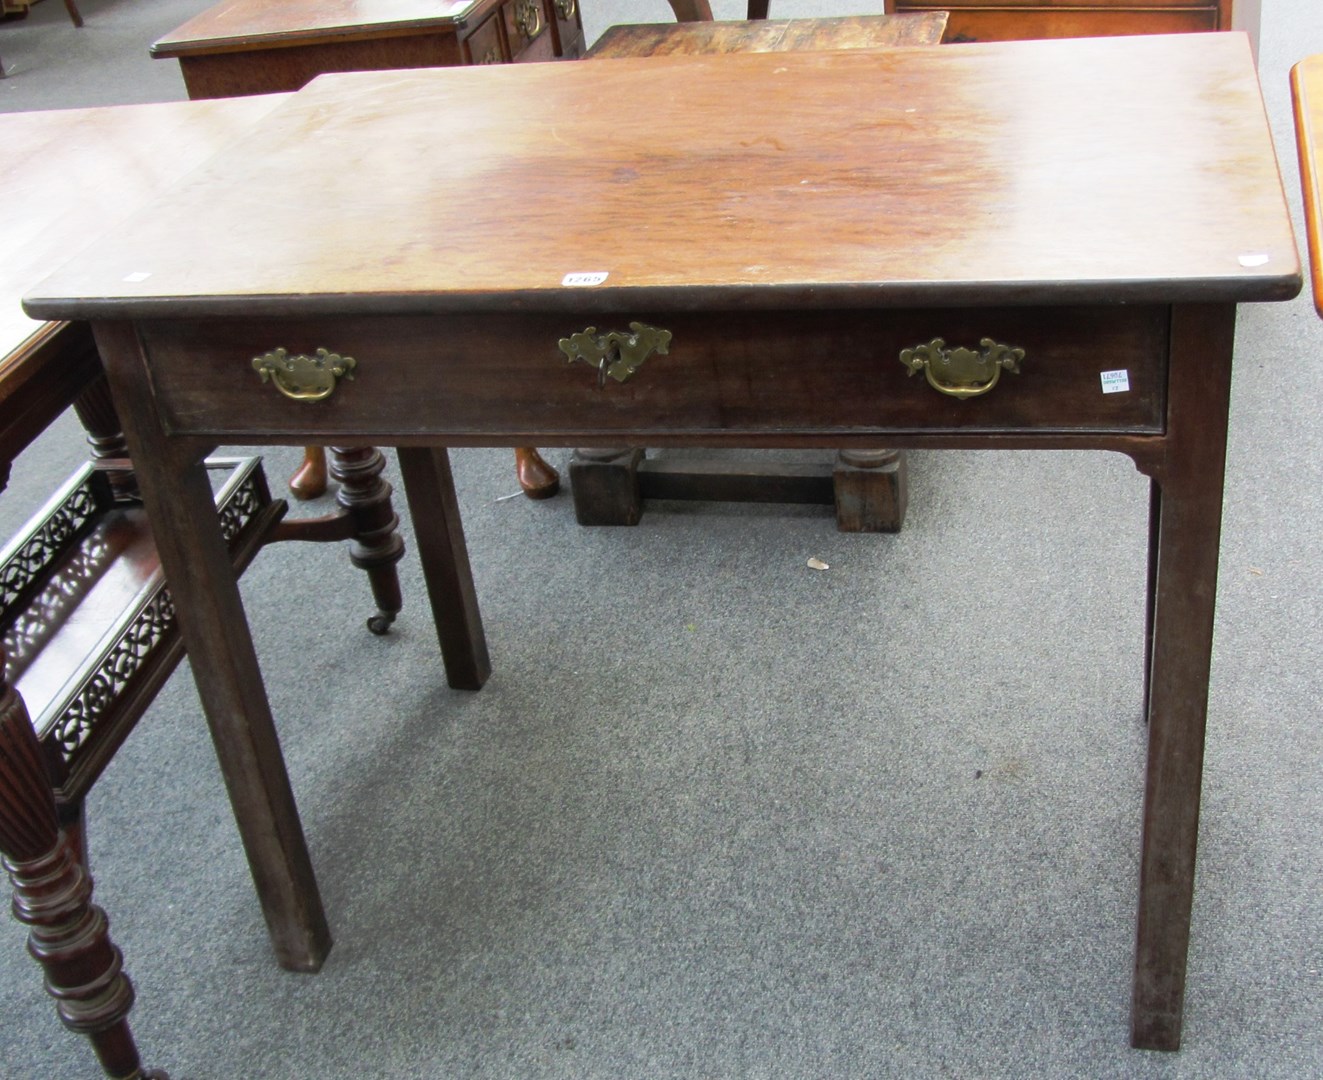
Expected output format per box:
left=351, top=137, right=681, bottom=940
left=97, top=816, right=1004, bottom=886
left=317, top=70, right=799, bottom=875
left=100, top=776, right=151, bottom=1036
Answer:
left=506, top=0, right=554, bottom=61
left=137, top=304, right=1167, bottom=442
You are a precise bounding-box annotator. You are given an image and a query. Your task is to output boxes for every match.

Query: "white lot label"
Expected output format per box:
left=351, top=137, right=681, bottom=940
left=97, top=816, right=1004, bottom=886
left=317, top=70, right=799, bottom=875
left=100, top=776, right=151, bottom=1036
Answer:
left=562, top=272, right=609, bottom=287
left=1100, top=369, right=1131, bottom=394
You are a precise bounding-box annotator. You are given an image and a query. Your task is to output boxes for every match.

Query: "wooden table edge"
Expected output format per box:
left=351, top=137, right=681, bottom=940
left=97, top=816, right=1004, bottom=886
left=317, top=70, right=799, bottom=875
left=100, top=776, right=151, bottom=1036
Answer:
left=1290, top=57, right=1323, bottom=317
left=151, top=16, right=482, bottom=58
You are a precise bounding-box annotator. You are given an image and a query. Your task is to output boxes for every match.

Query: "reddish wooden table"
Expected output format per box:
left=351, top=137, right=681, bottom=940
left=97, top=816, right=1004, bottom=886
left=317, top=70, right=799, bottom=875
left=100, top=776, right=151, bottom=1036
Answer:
left=25, top=33, right=1299, bottom=1056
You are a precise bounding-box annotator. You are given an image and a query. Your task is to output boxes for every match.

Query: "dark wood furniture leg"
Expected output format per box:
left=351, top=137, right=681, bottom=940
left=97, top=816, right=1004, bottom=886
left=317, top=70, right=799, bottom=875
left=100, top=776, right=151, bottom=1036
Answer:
left=328, top=445, right=404, bottom=634
left=1142, top=476, right=1160, bottom=724
left=93, top=322, right=331, bottom=974
left=568, top=448, right=645, bottom=526
left=832, top=449, right=908, bottom=533
left=0, top=652, right=165, bottom=1080
left=396, top=447, right=490, bottom=691
left=268, top=446, right=405, bottom=634
left=1130, top=304, right=1235, bottom=1051
left=569, top=447, right=907, bottom=531
left=72, top=373, right=137, bottom=496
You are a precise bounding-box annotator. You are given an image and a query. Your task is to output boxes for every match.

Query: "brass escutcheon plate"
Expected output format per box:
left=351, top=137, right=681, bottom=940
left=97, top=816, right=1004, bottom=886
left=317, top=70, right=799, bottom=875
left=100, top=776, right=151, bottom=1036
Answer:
left=559, top=322, right=672, bottom=387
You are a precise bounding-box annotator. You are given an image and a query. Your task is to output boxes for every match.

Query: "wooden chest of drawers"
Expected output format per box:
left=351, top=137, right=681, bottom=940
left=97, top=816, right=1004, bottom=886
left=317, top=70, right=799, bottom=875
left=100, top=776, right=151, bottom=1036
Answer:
left=151, top=0, right=584, bottom=100
left=882, top=0, right=1233, bottom=43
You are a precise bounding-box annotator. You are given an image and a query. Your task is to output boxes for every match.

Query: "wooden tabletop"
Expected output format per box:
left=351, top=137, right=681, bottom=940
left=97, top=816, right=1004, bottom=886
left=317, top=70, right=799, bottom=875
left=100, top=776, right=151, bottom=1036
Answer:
left=26, top=33, right=1300, bottom=323
left=152, top=0, right=482, bottom=57
left=587, top=12, right=949, bottom=59
left=2, top=95, right=285, bottom=363
left=1291, top=54, right=1323, bottom=318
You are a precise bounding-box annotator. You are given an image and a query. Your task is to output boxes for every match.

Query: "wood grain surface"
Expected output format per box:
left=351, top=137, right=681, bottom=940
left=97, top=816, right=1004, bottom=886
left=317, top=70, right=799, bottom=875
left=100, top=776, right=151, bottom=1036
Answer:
left=2, top=95, right=284, bottom=364
left=25, top=33, right=1299, bottom=321
left=588, top=12, right=948, bottom=59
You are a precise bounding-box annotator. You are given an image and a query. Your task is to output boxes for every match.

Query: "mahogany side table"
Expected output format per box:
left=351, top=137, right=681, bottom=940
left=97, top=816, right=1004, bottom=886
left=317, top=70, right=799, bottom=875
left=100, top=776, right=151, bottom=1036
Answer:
left=24, top=33, right=1300, bottom=1058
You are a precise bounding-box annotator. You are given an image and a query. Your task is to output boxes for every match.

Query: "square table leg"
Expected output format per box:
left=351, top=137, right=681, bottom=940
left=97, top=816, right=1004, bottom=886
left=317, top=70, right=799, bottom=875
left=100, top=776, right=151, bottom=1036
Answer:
left=92, top=321, right=332, bottom=973
left=396, top=446, right=491, bottom=691
left=1131, top=303, right=1236, bottom=1050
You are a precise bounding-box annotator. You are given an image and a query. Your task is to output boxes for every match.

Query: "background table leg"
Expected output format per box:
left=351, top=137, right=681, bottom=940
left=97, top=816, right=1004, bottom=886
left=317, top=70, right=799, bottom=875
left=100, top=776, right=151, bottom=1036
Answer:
left=396, top=447, right=490, bottom=691
left=328, top=445, right=404, bottom=635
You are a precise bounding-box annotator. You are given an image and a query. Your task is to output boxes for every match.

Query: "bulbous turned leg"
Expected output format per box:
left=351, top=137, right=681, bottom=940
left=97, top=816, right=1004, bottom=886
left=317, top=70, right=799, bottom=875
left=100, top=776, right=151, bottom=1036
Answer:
left=329, top=446, right=405, bottom=635
left=514, top=448, right=560, bottom=499
left=0, top=650, right=166, bottom=1080
left=288, top=446, right=329, bottom=501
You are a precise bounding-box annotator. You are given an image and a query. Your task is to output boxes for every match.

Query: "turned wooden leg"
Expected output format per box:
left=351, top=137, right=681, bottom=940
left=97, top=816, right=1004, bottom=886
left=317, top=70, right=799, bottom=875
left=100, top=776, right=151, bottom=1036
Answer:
left=328, top=446, right=405, bottom=635
left=0, top=649, right=166, bottom=1080
left=515, top=447, right=560, bottom=499
left=568, top=447, right=645, bottom=525
left=63, top=0, right=83, bottom=27
left=73, top=373, right=136, bottom=499
left=832, top=448, right=908, bottom=532
left=288, top=446, right=328, bottom=501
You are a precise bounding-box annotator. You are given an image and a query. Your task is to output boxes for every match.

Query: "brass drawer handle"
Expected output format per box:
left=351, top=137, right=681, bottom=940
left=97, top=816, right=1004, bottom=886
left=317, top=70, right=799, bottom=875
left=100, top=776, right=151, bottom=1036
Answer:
left=899, top=337, right=1023, bottom=399
left=559, top=322, right=671, bottom=387
left=252, top=347, right=356, bottom=402
left=514, top=0, right=544, bottom=39
left=554, top=0, right=576, bottom=19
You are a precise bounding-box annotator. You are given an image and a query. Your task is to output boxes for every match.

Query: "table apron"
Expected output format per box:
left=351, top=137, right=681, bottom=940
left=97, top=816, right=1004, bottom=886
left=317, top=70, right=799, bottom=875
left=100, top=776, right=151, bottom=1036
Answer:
left=136, top=304, right=1170, bottom=441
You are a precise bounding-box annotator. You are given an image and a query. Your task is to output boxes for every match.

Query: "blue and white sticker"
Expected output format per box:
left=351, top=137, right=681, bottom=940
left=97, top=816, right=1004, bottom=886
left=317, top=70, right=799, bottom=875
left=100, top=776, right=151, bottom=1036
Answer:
left=1100, top=369, right=1130, bottom=394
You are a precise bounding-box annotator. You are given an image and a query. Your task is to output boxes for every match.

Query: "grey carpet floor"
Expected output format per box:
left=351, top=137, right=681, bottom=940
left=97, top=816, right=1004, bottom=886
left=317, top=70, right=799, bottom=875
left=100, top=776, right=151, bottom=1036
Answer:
left=2, top=0, right=1321, bottom=1077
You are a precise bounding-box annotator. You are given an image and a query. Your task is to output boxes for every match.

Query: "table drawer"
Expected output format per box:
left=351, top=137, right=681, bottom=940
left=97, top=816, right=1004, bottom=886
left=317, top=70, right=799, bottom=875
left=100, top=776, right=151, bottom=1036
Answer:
left=549, top=0, right=583, bottom=58
left=462, top=11, right=505, bottom=65
left=506, top=0, right=554, bottom=61
left=138, top=304, right=1168, bottom=441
